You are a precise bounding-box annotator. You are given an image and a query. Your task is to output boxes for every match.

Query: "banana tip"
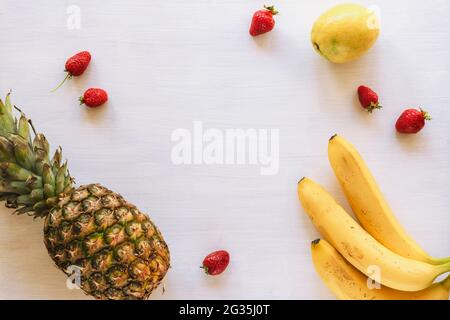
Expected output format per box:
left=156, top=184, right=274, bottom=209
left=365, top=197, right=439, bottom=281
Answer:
left=298, top=177, right=306, bottom=184
left=311, top=239, right=321, bottom=245
left=329, top=134, right=338, bottom=141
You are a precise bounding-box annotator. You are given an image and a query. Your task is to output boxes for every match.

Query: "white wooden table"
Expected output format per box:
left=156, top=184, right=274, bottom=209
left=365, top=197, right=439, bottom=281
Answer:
left=0, top=0, right=449, bottom=299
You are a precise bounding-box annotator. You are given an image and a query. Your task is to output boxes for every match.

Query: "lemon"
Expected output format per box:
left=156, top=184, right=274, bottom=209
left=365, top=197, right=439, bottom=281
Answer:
left=311, top=3, right=380, bottom=63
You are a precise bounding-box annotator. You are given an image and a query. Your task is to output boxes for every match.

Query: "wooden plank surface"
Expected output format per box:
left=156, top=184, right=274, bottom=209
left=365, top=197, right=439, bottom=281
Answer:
left=0, top=0, right=449, bottom=299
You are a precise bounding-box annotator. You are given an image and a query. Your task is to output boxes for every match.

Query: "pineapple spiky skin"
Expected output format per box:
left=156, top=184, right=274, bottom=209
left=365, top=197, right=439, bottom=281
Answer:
left=44, top=184, right=170, bottom=300
left=0, top=94, right=170, bottom=299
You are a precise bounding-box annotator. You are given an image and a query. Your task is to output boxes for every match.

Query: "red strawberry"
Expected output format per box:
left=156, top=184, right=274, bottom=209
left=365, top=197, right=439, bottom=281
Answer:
left=395, top=108, right=431, bottom=134
left=249, top=5, right=278, bottom=37
left=65, top=51, right=92, bottom=76
left=357, top=85, right=382, bottom=113
left=79, top=88, right=108, bottom=108
left=201, top=250, right=230, bottom=276
left=52, top=51, right=91, bottom=92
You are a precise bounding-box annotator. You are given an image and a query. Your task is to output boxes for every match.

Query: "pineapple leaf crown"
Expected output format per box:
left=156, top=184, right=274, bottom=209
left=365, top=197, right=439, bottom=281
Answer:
left=0, top=93, right=74, bottom=217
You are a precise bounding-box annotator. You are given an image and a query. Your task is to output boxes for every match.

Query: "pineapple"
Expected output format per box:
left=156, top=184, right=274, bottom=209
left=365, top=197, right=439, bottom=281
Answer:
left=0, top=93, right=170, bottom=299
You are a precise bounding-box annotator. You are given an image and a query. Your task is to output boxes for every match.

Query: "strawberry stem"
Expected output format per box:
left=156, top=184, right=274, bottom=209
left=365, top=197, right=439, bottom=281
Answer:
left=51, top=72, right=72, bottom=93
left=264, top=5, right=279, bottom=15
left=367, top=102, right=382, bottom=113
left=419, top=108, right=432, bottom=120
left=200, top=265, right=209, bottom=274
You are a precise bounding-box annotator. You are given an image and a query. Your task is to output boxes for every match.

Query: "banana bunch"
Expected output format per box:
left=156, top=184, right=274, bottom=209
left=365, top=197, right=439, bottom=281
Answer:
left=298, top=135, right=450, bottom=300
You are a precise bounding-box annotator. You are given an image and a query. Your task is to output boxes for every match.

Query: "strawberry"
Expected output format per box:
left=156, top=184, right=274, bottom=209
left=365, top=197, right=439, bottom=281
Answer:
left=65, top=51, right=91, bottom=76
left=249, top=5, right=278, bottom=37
left=79, top=88, right=108, bottom=108
left=52, top=51, right=91, bottom=92
left=201, top=250, right=230, bottom=276
left=357, top=85, right=382, bottom=113
left=395, top=108, right=431, bottom=134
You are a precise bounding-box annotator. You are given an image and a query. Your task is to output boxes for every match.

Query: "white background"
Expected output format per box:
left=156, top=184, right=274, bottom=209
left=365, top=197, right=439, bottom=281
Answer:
left=0, top=0, right=449, bottom=299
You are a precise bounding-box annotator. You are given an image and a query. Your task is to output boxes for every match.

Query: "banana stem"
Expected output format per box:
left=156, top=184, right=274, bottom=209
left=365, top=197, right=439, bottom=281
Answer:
left=431, top=256, right=450, bottom=265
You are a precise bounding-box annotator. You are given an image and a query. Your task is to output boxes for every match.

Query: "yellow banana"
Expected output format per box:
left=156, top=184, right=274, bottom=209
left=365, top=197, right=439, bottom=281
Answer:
left=328, top=134, right=449, bottom=264
left=298, top=178, right=450, bottom=291
left=311, top=238, right=450, bottom=300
